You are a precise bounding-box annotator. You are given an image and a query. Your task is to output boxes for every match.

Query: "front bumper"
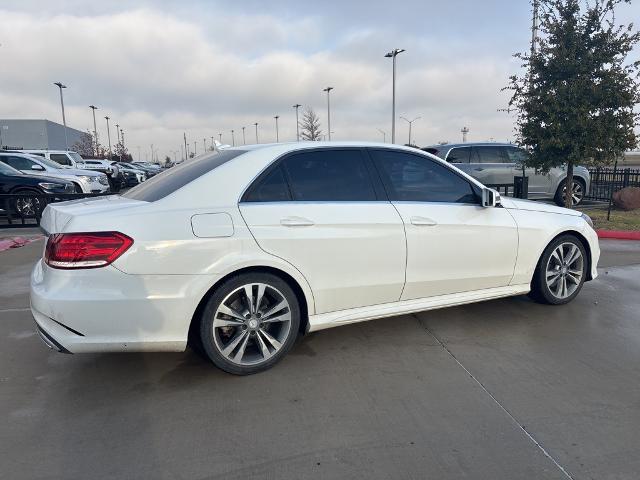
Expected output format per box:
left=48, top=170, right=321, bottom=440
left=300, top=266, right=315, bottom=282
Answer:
left=30, top=260, right=219, bottom=353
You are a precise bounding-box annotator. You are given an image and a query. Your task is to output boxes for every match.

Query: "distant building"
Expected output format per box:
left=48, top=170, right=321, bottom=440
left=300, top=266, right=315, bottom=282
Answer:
left=0, top=119, right=90, bottom=151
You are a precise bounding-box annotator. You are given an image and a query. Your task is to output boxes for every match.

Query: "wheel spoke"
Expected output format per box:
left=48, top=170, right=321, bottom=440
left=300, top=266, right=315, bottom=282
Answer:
left=222, top=329, right=249, bottom=356
left=566, top=272, right=581, bottom=285
left=261, top=299, right=288, bottom=320
left=243, top=285, right=255, bottom=314
left=262, top=312, right=292, bottom=324
left=213, top=316, right=243, bottom=328
left=255, top=331, right=272, bottom=360
left=218, top=304, right=246, bottom=321
left=255, top=284, right=266, bottom=313
left=259, top=328, right=282, bottom=350
left=551, top=249, right=562, bottom=266
left=232, top=332, right=251, bottom=362
left=565, top=245, right=579, bottom=266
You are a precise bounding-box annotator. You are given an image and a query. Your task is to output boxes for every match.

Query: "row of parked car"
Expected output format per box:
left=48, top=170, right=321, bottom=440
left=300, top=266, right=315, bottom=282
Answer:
left=0, top=149, right=166, bottom=216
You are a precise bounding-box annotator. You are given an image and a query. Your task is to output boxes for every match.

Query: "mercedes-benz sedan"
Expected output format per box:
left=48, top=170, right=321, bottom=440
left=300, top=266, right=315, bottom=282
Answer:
left=31, top=142, right=599, bottom=375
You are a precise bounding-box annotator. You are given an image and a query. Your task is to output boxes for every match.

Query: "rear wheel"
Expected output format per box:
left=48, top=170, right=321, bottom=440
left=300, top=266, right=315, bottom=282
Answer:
left=530, top=235, right=587, bottom=305
left=199, top=273, right=300, bottom=375
left=554, top=178, right=585, bottom=207
left=11, top=189, right=42, bottom=217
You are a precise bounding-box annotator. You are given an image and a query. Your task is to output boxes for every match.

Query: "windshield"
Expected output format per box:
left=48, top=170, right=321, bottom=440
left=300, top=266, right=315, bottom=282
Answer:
left=0, top=161, right=23, bottom=175
left=34, top=156, right=64, bottom=169
left=69, top=152, right=84, bottom=163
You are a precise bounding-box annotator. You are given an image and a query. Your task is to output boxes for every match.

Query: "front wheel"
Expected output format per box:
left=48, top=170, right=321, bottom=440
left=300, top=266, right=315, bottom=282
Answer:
left=555, top=178, right=585, bottom=207
left=530, top=235, right=587, bottom=305
left=11, top=190, right=43, bottom=217
left=199, top=273, right=300, bottom=375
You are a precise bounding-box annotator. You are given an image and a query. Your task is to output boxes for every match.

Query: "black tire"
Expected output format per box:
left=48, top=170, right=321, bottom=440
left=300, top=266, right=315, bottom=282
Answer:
left=199, top=273, right=300, bottom=375
left=530, top=234, right=588, bottom=305
left=72, top=182, right=83, bottom=193
left=554, top=177, right=586, bottom=207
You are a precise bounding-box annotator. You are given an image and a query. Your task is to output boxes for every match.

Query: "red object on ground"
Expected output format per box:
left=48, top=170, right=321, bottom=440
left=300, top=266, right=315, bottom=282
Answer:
left=597, top=230, right=640, bottom=241
left=0, top=236, right=43, bottom=252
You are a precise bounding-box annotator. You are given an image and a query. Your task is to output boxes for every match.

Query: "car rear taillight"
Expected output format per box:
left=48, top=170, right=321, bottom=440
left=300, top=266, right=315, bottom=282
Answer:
left=45, top=232, right=133, bottom=269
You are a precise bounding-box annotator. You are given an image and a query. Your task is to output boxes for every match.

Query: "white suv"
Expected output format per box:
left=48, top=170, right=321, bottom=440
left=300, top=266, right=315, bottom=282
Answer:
left=24, top=150, right=85, bottom=168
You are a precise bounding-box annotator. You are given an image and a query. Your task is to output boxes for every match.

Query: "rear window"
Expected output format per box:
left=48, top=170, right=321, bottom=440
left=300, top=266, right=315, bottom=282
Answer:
left=122, top=150, right=245, bottom=202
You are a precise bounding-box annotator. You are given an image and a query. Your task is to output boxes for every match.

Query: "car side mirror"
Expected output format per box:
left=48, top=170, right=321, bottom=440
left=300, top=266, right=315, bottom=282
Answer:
left=481, top=187, right=501, bottom=207
left=31, top=164, right=45, bottom=171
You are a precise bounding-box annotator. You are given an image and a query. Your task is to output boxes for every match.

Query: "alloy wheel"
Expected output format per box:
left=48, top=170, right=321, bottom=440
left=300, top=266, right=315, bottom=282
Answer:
left=545, top=242, right=584, bottom=299
left=212, top=283, right=292, bottom=366
left=562, top=180, right=584, bottom=206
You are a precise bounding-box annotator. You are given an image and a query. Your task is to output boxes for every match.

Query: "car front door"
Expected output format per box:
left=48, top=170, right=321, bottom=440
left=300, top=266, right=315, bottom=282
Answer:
left=369, top=148, right=518, bottom=300
left=239, top=148, right=407, bottom=314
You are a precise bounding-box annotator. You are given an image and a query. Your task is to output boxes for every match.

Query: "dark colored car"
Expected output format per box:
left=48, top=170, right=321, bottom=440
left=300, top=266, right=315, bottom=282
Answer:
left=0, top=161, right=75, bottom=216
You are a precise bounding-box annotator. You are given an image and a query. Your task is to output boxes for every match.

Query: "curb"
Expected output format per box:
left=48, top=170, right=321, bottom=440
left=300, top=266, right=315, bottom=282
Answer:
left=597, top=230, right=640, bottom=241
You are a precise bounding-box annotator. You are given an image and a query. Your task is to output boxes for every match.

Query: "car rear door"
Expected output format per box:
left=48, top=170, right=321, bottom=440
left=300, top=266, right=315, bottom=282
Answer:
left=239, top=148, right=407, bottom=314
left=369, top=148, right=518, bottom=300
left=505, top=146, right=551, bottom=195
left=468, top=146, right=514, bottom=188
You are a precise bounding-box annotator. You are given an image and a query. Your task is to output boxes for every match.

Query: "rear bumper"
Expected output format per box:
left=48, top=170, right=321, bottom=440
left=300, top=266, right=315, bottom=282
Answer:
left=30, top=260, right=219, bottom=353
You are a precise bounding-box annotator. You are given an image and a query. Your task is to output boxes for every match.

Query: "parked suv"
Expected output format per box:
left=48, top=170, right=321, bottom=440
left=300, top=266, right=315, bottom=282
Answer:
left=422, top=143, right=591, bottom=206
left=23, top=150, right=84, bottom=168
left=0, top=152, right=110, bottom=193
left=74, top=159, right=123, bottom=191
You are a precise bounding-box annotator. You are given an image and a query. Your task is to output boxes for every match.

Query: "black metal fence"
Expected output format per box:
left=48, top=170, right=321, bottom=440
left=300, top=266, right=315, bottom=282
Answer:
left=585, top=167, right=640, bottom=202
left=0, top=192, right=111, bottom=228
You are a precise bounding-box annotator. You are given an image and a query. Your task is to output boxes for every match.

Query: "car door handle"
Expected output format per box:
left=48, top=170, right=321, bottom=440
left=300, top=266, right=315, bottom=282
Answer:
left=473, top=167, right=484, bottom=172
left=410, top=216, right=438, bottom=226
left=280, top=216, right=315, bottom=227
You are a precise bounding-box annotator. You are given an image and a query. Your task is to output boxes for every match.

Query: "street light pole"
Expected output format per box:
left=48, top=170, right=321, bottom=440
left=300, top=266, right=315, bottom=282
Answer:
left=89, top=105, right=99, bottom=156
left=254, top=123, right=259, bottom=143
left=322, top=87, right=333, bottom=140
left=53, top=82, right=69, bottom=151
left=115, top=124, right=120, bottom=144
left=218, top=133, right=222, bottom=143
left=231, top=129, right=235, bottom=146
left=242, top=126, right=246, bottom=145
left=293, top=104, right=301, bottom=141
left=400, top=116, right=421, bottom=145
left=184, top=132, right=188, bottom=160
left=203, top=138, right=206, bottom=152
left=274, top=116, right=280, bottom=142
left=384, top=48, right=405, bottom=144
left=104, top=116, right=112, bottom=158
left=377, top=128, right=387, bottom=143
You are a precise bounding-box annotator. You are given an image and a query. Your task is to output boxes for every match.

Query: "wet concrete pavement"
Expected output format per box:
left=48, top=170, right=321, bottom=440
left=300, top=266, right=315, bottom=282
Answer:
left=1, top=239, right=639, bottom=479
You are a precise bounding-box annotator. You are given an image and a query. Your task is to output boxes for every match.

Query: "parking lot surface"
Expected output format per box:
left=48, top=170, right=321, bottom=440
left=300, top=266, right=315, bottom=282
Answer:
left=2, top=239, right=640, bottom=479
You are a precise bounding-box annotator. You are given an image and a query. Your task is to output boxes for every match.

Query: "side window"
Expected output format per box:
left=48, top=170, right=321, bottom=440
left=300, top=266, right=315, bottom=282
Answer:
left=282, top=150, right=376, bottom=201
left=446, top=147, right=470, bottom=163
left=50, top=153, right=71, bottom=166
left=474, top=146, right=508, bottom=163
left=371, top=149, right=478, bottom=204
left=243, top=165, right=291, bottom=202
left=505, top=147, right=529, bottom=164
left=5, top=156, right=34, bottom=170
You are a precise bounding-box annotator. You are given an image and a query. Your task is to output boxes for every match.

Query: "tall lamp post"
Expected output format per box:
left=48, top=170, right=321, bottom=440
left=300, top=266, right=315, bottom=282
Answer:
left=293, top=104, right=301, bottom=141
left=254, top=123, right=259, bottom=143
left=231, top=129, right=235, bottom=146
left=274, top=116, right=280, bottom=142
left=377, top=128, right=387, bottom=143
left=89, top=105, right=99, bottom=156
left=104, top=116, right=112, bottom=158
left=53, top=82, right=69, bottom=151
left=322, top=87, right=333, bottom=140
left=218, top=133, right=222, bottom=143
left=384, top=48, right=405, bottom=144
left=400, top=116, right=421, bottom=145
left=242, top=126, right=246, bottom=145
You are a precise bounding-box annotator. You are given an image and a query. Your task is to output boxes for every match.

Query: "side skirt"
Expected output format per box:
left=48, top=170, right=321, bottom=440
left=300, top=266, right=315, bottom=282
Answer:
left=308, top=284, right=531, bottom=332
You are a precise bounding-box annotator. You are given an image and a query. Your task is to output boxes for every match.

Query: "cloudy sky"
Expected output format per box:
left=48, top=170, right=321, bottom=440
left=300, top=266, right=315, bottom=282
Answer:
left=1, top=0, right=638, bottom=160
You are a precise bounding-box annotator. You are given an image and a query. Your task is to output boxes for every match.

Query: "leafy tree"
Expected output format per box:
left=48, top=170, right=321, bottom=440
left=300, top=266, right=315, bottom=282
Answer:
left=71, top=131, right=94, bottom=156
left=506, top=0, right=640, bottom=207
left=299, top=107, right=323, bottom=141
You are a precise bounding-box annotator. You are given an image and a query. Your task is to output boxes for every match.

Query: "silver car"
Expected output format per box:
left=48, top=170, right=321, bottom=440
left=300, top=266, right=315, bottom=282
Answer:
left=0, top=152, right=110, bottom=193
left=423, top=143, right=590, bottom=206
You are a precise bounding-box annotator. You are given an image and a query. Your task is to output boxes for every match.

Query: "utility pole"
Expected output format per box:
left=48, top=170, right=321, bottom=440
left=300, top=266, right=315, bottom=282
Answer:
left=293, top=104, right=301, bottom=141
left=461, top=126, right=469, bottom=143
left=322, top=87, right=333, bottom=140
left=274, top=116, right=280, bottom=142
left=231, top=129, right=235, bottom=146
left=115, top=123, right=120, bottom=144
left=532, top=3, right=539, bottom=53
left=254, top=123, right=259, bottom=143
left=53, top=82, right=69, bottom=151
left=89, top=105, right=99, bottom=156
left=104, top=116, right=112, bottom=158
left=183, top=132, right=188, bottom=160
left=242, top=126, right=246, bottom=145
left=384, top=48, right=406, bottom=144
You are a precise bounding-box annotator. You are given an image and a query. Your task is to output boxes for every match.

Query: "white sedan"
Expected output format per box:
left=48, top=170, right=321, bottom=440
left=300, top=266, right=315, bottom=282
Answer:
left=31, top=142, right=599, bottom=375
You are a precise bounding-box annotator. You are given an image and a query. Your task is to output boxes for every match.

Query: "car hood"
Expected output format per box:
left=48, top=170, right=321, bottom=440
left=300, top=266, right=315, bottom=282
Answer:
left=11, top=172, right=72, bottom=185
left=62, top=168, right=104, bottom=177
left=500, top=197, right=582, bottom=216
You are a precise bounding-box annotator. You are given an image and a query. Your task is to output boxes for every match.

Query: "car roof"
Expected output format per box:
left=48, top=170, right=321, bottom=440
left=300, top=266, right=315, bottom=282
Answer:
left=423, top=142, right=518, bottom=150
left=222, top=141, right=429, bottom=155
